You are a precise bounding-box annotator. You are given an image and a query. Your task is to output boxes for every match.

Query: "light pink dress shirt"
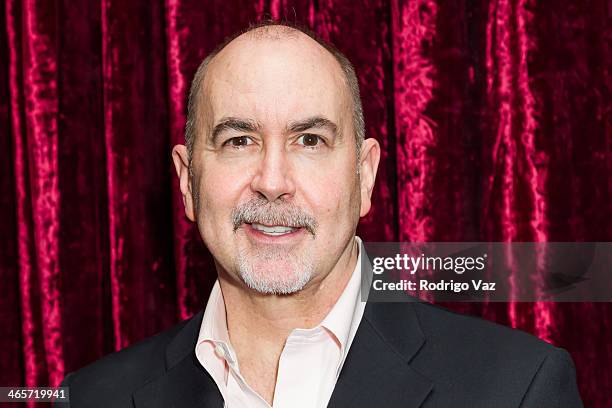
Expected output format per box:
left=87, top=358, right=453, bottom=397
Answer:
left=194, top=237, right=366, bottom=408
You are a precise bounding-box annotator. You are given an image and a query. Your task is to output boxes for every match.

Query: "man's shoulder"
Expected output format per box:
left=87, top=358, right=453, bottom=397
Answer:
left=60, top=313, right=200, bottom=407
left=400, top=301, right=579, bottom=405
left=410, top=301, right=558, bottom=356
left=363, top=301, right=581, bottom=406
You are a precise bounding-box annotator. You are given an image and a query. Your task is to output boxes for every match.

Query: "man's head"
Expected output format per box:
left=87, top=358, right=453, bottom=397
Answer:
left=172, top=22, right=380, bottom=295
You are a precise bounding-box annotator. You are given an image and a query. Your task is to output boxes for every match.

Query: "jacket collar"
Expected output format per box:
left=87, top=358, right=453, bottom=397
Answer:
left=133, top=296, right=432, bottom=408
left=327, top=301, right=432, bottom=408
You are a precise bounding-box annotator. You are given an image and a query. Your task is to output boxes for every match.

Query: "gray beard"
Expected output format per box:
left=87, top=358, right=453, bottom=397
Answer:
left=236, top=244, right=315, bottom=295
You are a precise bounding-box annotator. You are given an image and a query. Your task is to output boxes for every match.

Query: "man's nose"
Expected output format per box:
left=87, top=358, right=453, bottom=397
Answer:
left=250, top=146, right=296, bottom=202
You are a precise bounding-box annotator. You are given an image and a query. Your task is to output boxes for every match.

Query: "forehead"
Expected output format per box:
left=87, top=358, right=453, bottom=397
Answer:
left=202, top=32, right=350, bottom=128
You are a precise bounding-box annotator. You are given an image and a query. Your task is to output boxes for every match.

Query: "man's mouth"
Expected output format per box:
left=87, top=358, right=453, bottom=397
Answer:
left=249, top=223, right=299, bottom=236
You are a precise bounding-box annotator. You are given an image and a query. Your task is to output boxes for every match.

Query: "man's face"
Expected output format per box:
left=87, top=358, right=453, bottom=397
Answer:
left=178, top=33, right=375, bottom=295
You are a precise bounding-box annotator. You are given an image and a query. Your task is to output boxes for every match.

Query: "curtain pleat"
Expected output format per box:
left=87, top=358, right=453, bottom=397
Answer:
left=100, top=0, right=177, bottom=351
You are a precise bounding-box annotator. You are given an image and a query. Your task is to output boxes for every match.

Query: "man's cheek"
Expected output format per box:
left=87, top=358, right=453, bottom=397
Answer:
left=309, top=184, right=351, bottom=216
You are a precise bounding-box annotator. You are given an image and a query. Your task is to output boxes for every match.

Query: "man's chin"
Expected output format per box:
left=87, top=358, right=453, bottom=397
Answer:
left=236, top=260, right=314, bottom=295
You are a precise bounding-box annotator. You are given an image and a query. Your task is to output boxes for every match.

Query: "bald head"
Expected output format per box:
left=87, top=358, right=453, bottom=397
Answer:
left=184, top=22, right=364, bottom=164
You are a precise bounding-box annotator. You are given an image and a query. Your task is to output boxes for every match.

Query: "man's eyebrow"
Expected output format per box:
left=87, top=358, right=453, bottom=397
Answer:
left=287, top=116, right=339, bottom=136
left=211, top=117, right=261, bottom=144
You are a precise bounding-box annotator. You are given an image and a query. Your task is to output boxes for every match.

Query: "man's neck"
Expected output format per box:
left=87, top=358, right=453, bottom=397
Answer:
left=217, top=237, right=360, bottom=404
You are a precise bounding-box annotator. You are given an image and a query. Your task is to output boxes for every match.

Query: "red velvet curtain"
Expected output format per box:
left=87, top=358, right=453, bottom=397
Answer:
left=1, top=0, right=610, bottom=406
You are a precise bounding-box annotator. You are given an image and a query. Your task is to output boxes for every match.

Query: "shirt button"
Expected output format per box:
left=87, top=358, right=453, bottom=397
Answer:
left=214, top=344, right=226, bottom=359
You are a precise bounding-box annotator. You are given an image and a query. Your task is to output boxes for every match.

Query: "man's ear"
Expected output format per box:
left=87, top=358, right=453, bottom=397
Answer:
left=172, top=145, right=196, bottom=222
left=358, top=138, right=381, bottom=217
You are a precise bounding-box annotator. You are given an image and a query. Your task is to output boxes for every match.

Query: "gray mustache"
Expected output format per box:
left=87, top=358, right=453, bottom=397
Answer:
left=231, top=197, right=318, bottom=235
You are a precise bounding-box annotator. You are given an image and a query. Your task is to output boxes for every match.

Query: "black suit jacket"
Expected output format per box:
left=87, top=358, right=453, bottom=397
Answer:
left=57, top=300, right=582, bottom=407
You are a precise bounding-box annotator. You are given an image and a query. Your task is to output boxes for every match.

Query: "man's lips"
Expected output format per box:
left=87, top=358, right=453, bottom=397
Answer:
left=248, top=222, right=303, bottom=235
left=242, top=222, right=305, bottom=238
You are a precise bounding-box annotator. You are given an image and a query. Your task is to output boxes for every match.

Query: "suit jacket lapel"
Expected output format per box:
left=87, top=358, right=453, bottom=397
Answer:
left=132, top=310, right=224, bottom=408
left=328, top=302, right=433, bottom=408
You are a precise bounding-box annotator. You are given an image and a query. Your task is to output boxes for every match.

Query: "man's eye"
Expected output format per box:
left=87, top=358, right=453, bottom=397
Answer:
left=224, top=136, right=253, bottom=148
left=297, top=134, right=323, bottom=147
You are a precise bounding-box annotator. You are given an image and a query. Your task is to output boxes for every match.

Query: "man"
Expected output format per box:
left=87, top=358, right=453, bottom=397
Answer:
left=59, top=22, right=582, bottom=407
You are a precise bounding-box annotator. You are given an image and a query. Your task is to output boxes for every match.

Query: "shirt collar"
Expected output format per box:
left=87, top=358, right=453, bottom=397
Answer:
left=198, top=279, right=231, bottom=345
left=319, top=236, right=363, bottom=353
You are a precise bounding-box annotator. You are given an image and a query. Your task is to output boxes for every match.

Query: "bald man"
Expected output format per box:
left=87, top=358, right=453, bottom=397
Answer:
left=58, top=22, right=582, bottom=408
